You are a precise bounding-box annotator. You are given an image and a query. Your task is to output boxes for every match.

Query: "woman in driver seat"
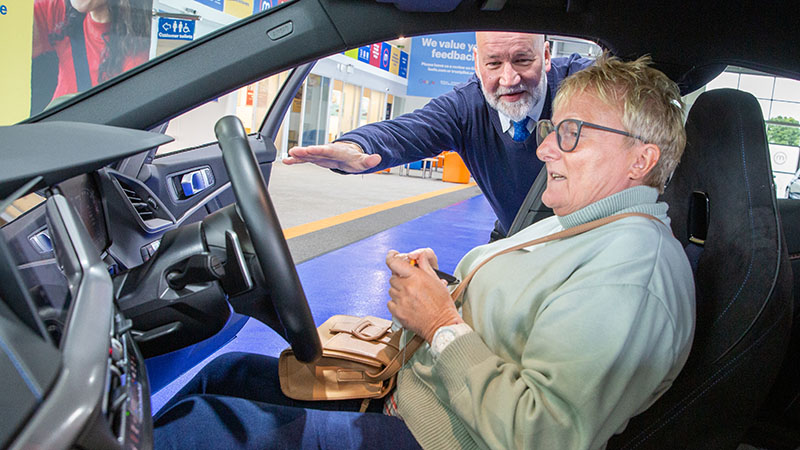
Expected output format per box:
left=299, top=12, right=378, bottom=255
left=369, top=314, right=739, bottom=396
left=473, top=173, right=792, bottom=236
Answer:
left=153, top=54, right=695, bottom=450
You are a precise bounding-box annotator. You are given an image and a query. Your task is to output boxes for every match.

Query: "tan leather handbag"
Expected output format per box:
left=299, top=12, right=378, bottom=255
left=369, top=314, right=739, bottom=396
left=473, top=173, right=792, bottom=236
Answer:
left=278, top=213, right=660, bottom=404
left=278, top=315, right=423, bottom=401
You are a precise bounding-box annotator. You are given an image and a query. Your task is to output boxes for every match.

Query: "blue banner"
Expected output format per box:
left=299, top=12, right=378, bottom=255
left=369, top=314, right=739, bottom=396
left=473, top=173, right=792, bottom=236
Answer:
left=357, top=46, right=370, bottom=64
left=398, top=50, right=409, bottom=78
left=157, top=17, right=195, bottom=41
left=253, top=0, right=273, bottom=13
left=195, top=0, right=224, bottom=11
left=406, top=32, right=476, bottom=98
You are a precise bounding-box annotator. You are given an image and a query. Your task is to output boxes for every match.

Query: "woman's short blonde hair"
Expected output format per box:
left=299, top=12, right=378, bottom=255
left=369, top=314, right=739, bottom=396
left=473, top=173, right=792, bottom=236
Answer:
left=553, top=53, right=686, bottom=192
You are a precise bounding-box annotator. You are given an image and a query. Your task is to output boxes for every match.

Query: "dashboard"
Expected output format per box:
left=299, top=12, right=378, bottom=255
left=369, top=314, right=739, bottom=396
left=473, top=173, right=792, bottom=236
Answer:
left=0, top=186, right=152, bottom=450
left=0, top=122, right=175, bottom=450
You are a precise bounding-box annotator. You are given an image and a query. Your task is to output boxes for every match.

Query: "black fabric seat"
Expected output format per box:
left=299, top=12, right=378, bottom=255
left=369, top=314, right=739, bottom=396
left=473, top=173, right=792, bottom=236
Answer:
left=743, top=198, right=800, bottom=448
left=607, top=89, right=793, bottom=449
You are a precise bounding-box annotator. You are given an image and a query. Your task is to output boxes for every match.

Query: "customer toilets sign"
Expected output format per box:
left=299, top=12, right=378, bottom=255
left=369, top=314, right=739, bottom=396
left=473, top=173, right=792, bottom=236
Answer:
left=158, top=17, right=195, bottom=41
left=406, top=32, right=475, bottom=98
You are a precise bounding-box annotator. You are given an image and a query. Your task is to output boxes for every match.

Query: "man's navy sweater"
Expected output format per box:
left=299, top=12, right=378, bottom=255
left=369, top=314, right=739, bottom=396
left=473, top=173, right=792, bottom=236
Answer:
left=339, top=54, right=592, bottom=234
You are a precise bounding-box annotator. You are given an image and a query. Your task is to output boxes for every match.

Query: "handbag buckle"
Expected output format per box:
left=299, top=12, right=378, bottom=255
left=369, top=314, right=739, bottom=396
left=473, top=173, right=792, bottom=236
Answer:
left=351, top=319, right=391, bottom=341
left=336, top=370, right=366, bottom=382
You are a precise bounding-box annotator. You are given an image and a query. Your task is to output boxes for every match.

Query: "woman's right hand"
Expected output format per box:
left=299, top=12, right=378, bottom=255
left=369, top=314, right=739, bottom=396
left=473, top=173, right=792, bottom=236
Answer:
left=385, top=249, right=463, bottom=343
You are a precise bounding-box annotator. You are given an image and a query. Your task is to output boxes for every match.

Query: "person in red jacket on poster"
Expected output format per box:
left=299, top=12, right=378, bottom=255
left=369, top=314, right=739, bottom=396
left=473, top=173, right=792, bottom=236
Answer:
left=32, top=0, right=151, bottom=105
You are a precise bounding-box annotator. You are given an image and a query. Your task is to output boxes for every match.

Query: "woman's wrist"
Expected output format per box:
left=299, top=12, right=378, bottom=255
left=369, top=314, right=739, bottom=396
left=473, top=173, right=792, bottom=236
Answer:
left=430, top=323, right=473, bottom=359
left=422, top=313, right=465, bottom=344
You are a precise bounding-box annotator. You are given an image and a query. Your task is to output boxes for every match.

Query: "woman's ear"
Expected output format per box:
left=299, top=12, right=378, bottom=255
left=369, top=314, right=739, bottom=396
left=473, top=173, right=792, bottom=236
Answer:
left=629, top=143, right=661, bottom=181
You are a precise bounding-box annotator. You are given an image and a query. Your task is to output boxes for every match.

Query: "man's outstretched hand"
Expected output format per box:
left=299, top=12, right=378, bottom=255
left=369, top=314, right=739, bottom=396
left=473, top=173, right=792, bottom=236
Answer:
left=283, top=142, right=382, bottom=173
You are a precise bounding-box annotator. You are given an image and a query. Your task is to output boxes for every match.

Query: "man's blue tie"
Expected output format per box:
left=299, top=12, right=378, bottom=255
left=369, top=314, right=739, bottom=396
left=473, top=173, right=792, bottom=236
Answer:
left=512, top=117, right=531, bottom=142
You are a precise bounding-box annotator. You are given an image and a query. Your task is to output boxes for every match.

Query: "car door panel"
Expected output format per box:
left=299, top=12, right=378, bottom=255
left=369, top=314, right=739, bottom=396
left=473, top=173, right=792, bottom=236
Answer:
left=97, top=134, right=276, bottom=269
left=142, top=134, right=275, bottom=221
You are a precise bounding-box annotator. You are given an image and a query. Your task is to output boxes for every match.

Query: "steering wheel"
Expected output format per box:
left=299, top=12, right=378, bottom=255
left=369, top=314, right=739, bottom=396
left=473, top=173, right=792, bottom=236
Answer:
left=214, top=115, right=321, bottom=363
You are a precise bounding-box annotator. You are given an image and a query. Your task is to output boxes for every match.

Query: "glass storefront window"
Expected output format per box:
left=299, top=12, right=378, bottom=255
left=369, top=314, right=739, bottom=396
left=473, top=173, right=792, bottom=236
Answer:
left=341, top=82, right=358, bottom=137
left=358, top=88, right=371, bottom=128
left=367, top=88, right=385, bottom=124
left=286, top=83, right=304, bottom=150
left=328, top=80, right=343, bottom=142
left=302, top=74, right=330, bottom=146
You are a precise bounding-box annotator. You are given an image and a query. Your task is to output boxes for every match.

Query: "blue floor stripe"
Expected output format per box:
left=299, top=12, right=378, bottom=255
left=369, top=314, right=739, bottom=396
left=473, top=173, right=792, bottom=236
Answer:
left=150, top=194, right=496, bottom=413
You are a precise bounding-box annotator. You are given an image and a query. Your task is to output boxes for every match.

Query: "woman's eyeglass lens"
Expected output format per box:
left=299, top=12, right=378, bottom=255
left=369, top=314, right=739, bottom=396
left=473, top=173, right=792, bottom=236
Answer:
left=536, top=119, right=581, bottom=152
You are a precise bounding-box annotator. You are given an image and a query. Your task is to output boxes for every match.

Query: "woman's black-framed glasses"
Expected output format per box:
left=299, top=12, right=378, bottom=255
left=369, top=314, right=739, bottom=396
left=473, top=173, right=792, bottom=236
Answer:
left=535, top=118, right=648, bottom=152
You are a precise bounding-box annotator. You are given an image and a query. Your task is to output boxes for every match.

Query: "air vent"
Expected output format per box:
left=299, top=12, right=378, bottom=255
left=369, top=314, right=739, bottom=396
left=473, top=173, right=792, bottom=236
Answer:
left=108, top=171, right=175, bottom=233
left=120, top=182, right=156, bottom=220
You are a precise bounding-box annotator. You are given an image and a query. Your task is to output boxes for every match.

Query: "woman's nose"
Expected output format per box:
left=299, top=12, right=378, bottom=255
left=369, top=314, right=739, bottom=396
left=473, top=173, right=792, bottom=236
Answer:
left=536, top=131, right=561, bottom=161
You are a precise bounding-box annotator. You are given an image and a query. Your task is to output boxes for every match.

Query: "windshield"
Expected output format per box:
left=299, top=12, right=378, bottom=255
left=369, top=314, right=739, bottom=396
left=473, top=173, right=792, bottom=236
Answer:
left=0, top=0, right=294, bottom=126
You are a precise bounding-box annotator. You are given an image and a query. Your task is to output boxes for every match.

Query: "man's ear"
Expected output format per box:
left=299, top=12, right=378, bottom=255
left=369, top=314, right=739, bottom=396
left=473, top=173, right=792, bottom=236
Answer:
left=473, top=47, right=480, bottom=75
left=543, top=41, right=552, bottom=72
left=629, top=143, right=661, bottom=181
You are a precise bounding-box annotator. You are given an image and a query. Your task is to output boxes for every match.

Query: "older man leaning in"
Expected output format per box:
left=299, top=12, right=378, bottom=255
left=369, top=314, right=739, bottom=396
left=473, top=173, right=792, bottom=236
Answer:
left=153, top=55, right=695, bottom=450
left=284, top=32, right=592, bottom=240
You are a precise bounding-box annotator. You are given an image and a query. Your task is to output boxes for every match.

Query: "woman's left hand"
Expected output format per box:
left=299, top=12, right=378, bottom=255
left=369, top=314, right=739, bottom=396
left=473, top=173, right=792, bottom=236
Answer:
left=385, top=249, right=464, bottom=343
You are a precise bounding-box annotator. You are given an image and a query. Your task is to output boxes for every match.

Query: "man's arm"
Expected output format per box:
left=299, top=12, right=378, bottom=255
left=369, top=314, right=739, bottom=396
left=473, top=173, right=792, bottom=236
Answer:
left=284, top=88, right=468, bottom=173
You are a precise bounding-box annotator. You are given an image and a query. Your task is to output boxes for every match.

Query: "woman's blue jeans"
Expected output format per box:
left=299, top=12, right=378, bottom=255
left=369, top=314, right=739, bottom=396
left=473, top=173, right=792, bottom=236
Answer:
left=153, top=352, right=421, bottom=449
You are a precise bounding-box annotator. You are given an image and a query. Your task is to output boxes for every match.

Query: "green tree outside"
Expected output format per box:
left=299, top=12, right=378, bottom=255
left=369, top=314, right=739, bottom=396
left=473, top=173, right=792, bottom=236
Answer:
left=767, top=116, right=800, bottom=146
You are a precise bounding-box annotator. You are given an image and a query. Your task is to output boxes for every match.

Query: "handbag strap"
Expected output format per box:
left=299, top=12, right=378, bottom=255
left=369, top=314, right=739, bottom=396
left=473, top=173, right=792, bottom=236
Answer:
left=368, top=212, right=662, bottom=381
left=449, top=212, right=661, bottom=302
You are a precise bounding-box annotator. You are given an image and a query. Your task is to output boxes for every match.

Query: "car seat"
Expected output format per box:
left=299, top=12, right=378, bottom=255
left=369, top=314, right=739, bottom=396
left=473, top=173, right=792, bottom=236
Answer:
left=743, top=198, right=800, bottom=448
left=606, top=88, right=794, bottom=449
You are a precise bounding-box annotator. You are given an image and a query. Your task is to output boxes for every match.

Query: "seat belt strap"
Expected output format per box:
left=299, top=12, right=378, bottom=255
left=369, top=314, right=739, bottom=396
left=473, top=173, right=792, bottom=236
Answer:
left=68, top=18, right=92, bottom=92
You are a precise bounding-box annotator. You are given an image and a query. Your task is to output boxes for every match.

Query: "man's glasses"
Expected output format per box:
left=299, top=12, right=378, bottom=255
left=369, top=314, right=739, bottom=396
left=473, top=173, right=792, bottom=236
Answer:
left=535, top=118, right=648, bottom=152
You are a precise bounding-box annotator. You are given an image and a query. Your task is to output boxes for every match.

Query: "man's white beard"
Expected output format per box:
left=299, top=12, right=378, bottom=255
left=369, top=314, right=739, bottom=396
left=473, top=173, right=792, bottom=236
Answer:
left=481, top=67, right=548, bottom=122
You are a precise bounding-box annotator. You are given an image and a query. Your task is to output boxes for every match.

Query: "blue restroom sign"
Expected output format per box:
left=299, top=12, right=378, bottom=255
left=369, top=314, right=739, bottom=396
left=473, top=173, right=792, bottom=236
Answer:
left=158, top=18, right=195, bottom=41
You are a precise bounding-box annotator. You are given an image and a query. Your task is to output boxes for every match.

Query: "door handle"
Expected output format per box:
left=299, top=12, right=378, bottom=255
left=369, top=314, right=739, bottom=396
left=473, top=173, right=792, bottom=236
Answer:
left=29, top=229, right=53, bottom=253
left=180, top=168, right=214, bottom=197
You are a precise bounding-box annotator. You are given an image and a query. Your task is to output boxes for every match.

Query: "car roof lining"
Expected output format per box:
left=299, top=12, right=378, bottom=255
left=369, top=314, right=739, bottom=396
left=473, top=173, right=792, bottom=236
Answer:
left=29, top=0, right=800, bottom=131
